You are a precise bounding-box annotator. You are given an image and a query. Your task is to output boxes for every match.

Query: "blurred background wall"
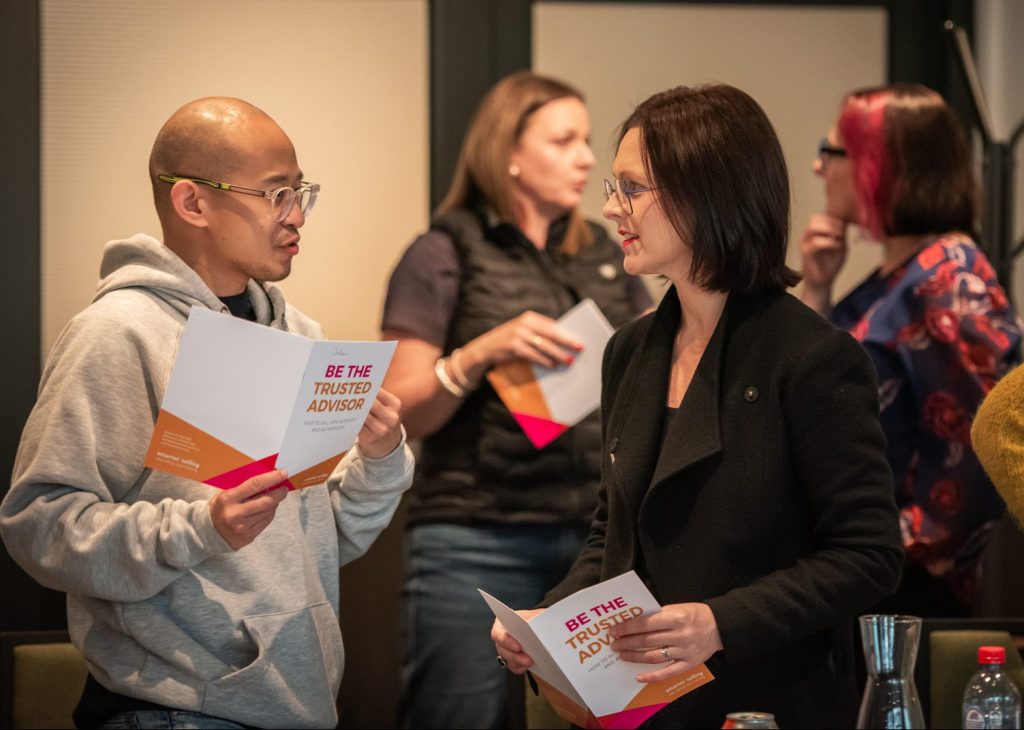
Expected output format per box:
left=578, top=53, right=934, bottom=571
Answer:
left=2, top=1, right=1022, bottom=728
left=977, top=0, right=1024, bottom=320
left=40, top=0, right=429, bottom=352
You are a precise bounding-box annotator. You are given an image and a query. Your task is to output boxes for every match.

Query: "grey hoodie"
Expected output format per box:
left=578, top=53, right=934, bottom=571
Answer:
left=0, top=233, right=414, bottom=728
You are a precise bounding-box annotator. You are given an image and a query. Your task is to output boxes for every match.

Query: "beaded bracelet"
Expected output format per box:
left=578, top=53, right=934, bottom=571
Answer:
left=434, top=356, right=466, bottom=397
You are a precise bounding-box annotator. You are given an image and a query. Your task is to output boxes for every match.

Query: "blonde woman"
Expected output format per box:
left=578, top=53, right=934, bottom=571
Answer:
left=381, top=72, right=651, bottom=728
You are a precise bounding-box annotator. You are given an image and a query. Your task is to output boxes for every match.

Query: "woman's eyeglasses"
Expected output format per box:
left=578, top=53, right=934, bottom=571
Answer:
left=817, top=138, right=847, bottom=161
left=603, top=178, right=667, bottom=215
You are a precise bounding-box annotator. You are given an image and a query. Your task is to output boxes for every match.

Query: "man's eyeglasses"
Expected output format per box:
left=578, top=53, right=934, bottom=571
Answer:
left=158, top=175, right=319, bottom=223
left=817, top=138, right=847, bottom=161
left=603, top=178, right=665, bottom=215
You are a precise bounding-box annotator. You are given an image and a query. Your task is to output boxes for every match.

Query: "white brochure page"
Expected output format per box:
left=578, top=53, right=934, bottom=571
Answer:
left=527, top=571, right=668, bottom=717
left=277, top=339, right=397, bottom=474
left=478, top=591, right=587, bottom=709
left=160, top=307, right=310, bottom=459
left=535, top=298, right=614, bottom=426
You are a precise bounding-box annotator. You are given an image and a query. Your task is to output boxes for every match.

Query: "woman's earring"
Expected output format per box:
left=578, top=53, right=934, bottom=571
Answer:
left=509, top=164, right=520, bottom=177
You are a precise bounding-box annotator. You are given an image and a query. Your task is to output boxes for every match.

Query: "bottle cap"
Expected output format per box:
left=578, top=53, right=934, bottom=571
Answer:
left=978, top=646, right=1007, bottom=664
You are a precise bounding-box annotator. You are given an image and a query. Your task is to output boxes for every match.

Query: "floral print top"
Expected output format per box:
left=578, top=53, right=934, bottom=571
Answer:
left=830, top=234, right=1021, bottom=601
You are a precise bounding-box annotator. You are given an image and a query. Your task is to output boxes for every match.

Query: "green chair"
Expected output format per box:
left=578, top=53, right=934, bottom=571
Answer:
left=524, top=674, right=571, bottom=729
left=0, top=630, right=87, bottom=729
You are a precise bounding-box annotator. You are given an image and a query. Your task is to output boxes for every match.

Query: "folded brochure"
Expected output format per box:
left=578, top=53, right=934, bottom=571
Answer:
left=486, top=298, right=613, bottom=449
left=144, top=306, right=396, bottom=490
left=480, top=571, right=714, bottom=728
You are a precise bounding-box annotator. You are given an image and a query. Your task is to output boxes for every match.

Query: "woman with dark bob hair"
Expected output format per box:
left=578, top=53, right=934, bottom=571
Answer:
left=492, top=83, right=903, bottom=727
left=800, top=83, right=1021, bottom=617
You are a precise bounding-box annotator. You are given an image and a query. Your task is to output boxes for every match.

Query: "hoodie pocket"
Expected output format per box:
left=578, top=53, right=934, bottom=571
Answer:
left=202, top=602, right=345, bottom=729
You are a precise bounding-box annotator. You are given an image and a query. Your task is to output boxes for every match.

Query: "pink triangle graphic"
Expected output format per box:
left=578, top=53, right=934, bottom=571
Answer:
left=597, top=702, right=669, bottom=729
left=512, top=412, right=569, bottom=449
left=205, top=454, right=292, bottom=490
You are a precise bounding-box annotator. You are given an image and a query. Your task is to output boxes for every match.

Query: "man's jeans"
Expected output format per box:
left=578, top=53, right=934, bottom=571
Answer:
left=97, top=710, right=248, bottom=729
left=399, top=522, right=587, bottom=729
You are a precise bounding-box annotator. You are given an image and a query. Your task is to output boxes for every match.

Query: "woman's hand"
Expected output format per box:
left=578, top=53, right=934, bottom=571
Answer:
left=799, top=213, right=848, bottom=314
left=492, top=609, right=545, bottom=674
left=380, top=310, right=584, bottom=439
left=356, top=388, right=403, bottom=458
left=608, top=602, right=723, bottom=683
left=465, top=311, right=584, bottom=374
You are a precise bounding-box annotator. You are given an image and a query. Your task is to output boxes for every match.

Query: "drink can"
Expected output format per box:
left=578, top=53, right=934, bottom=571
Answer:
left=722, top=711, right=779, bottom=729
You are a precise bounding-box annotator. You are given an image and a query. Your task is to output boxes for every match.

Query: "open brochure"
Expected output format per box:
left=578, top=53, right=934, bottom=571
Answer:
left=486, top=298, right=613, bottom=449
left=144, top=306, right=396, bottom=490
left=480, top=571, right=714, bottom=729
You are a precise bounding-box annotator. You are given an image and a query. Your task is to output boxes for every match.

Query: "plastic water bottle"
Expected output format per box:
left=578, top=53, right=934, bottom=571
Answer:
left=962, top=646, right=1021, bottom=729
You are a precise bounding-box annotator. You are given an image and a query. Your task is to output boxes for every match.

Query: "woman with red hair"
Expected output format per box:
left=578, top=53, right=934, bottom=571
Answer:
left=800, top=83, right=1021, bottom=616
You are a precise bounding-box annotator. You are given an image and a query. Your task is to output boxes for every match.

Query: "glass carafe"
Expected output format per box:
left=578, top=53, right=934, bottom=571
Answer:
left=856, top=614, right=926, bottom=729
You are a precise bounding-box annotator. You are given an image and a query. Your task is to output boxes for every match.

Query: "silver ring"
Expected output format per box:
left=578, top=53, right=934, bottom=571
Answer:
left=660, top=646, right=672, bottom=662
left=531, top=335, right=543, bottom=347
left=497, top=655, right=508, bottom=669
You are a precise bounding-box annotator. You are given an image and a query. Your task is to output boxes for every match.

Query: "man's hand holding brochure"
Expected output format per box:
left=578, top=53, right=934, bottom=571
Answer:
left=482, top=571, right=714, bottom=729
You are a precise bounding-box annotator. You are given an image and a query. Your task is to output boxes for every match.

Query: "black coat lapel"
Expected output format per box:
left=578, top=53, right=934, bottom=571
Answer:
left=649, top=303, right=726, bottom=488
left=604, top=289, right=679, bottom=504
left=604, top=290, right=731, bottom=505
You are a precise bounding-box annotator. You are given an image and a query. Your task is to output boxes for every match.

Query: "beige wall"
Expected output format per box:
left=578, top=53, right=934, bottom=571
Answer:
left=534, top=1, right=887, bottom=302
left=41, top=0, right=428, bottom=355
left=978, top=0, right=1024, bottom=304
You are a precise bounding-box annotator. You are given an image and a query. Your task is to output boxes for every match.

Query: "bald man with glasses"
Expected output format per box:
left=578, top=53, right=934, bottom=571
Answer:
left=0, top=97, right=413, bottom=729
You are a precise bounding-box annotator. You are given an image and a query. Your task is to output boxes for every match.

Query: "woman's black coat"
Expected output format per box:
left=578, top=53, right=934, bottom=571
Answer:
left=543, top=288, right=903, bottom=728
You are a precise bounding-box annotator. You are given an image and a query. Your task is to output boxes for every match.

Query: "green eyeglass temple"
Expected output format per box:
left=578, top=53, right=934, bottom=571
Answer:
left=159, top=174, right=269, bottom=196
left=157, top=174, right=319, bottom=222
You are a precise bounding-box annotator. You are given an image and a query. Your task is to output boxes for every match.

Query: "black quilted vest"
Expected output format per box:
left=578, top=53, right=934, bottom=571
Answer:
left=406, top=207, right=639, bottom=527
